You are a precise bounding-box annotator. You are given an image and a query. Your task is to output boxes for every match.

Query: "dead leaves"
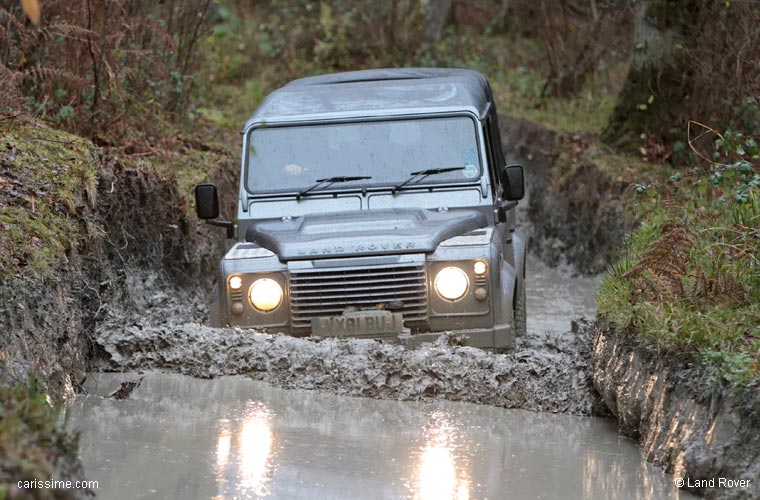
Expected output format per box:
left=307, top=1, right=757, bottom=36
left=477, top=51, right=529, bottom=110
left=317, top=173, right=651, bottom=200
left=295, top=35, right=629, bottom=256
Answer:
left=21, top=0, right=40, bottom=25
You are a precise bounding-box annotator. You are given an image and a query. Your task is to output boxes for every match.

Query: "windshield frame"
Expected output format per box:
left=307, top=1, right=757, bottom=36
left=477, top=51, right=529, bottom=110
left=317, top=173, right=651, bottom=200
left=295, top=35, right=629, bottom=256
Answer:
left=241, top=112, right=486, bottom=198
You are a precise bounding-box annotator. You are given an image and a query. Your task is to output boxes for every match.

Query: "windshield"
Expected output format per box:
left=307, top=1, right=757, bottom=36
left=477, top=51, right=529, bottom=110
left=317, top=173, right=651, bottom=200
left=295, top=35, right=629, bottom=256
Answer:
left=245, top=116, right=482, bottom=194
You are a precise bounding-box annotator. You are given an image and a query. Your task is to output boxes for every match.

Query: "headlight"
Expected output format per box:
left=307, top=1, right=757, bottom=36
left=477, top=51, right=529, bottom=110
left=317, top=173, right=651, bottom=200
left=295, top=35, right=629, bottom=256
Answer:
left=249, top=278, right=283, bottom=312
left=228, top=275, right=243, bottom=290
left=434, top=267, right=469, bottom=301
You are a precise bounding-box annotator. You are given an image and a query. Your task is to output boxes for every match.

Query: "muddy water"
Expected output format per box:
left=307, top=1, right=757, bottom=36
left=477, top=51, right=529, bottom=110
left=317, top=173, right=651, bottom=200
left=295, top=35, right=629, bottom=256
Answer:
left=74, top=256, right=692, bottom=499
left=525, top=255, right=600, bottom=335
left=70, top=372, right=695, bottom=500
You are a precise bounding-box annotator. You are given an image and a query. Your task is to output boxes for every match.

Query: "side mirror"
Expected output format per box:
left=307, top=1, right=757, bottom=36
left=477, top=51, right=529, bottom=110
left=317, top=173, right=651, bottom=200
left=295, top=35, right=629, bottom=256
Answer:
left=195, top=183, right=235, bottom=239
left=503, top=165, right=525, bottom=201
left=195, top=183, right=220, bottom=220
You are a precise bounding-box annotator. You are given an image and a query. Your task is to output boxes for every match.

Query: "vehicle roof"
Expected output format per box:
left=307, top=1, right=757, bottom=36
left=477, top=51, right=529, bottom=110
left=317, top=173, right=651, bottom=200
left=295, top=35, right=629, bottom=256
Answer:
left=243, top=68, right=494, bottom=130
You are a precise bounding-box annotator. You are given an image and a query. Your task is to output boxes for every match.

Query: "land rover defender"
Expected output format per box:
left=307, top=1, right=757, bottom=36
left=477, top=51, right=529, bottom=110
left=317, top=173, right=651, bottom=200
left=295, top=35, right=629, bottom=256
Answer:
left=195, top=68, right=527, bottom=350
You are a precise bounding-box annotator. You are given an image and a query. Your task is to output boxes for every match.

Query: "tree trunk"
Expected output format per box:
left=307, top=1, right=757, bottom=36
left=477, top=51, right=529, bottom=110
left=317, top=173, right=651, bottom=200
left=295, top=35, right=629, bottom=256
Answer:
left=423, top=0, right=453, bottom=44
left=602, top=0, right=699, bottom=148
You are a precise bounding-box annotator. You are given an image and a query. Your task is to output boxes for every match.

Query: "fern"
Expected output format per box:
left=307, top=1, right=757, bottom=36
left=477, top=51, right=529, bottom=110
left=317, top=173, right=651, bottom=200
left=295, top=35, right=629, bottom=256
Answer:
left=0, top=0, right=212, bottom=146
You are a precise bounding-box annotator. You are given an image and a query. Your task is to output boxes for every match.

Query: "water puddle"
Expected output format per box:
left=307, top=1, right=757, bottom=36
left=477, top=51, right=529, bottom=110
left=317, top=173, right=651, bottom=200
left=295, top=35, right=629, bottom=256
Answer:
left=526, top=255, right=600, bottom=335
left=69, top=372, right=696, bottom=500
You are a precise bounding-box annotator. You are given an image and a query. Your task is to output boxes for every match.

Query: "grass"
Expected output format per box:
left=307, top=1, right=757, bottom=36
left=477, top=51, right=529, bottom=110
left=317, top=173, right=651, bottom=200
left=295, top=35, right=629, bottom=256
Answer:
left=552, top=138, right=673, bottom=191
left=0, top=114, right=237, bottom=283
left=132, top=125, right=239, bottom=201
left=0, top=376, right=79, bottom=494
left=598, top=155, right=760, bottom=387
left=491, top=66, right=619, bottom=135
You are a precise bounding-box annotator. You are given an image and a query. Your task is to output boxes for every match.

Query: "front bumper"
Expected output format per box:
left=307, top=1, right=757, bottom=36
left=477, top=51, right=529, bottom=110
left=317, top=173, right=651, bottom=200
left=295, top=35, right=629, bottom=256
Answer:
left=310, top=321, right=514, bottom=350
left=215, top=248, right=515, bottom=350
left=398, top=323, right=514, bottom=350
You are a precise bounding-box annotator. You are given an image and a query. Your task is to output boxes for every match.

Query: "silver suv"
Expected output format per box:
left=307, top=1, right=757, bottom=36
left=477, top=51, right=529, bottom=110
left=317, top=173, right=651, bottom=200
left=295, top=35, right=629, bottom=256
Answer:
left=196, top=68, right=526, bottom=350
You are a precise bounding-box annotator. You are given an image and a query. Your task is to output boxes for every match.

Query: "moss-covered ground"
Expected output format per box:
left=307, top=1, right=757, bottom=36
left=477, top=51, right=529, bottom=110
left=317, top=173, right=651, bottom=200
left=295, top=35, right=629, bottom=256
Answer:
left=1, top=122, right=98, bottom=281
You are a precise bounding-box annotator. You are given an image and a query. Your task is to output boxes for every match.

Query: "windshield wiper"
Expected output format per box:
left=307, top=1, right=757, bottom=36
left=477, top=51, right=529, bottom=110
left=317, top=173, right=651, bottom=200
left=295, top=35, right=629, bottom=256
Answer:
left=391, top=167, right=466, bottom=194
left=297, top=176, right=372, bottom=199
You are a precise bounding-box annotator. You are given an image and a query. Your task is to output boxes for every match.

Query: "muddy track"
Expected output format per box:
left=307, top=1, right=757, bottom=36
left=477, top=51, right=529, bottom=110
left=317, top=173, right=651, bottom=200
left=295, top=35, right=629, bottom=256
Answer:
left=499, top=115, right=630, bottom=275
left=93, top=317, right=601, bottom=416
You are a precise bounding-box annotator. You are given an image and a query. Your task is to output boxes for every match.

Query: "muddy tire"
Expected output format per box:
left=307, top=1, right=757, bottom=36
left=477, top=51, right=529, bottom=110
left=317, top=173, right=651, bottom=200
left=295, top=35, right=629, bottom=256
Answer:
left=514, top=280, right=527, bottom=337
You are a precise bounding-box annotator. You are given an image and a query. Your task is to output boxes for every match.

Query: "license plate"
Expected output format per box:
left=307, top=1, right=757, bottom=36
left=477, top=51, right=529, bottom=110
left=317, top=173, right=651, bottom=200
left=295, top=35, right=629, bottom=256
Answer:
left=311, top=311, right=405, bottom=337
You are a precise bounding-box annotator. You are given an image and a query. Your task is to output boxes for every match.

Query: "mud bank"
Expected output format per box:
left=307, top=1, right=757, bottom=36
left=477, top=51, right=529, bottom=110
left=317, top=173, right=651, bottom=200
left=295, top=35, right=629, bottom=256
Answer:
left=499, top=115, right=632, bottom=275
left=93, top=319, right=601, bottom=416
left=593, top=322, right=760, bottom=499
left=3, top=143, right=237, bottom=393
left=501, top=114, right=760, bottom=498
left=2, top=253, right=93, bottom=399
left=2, top=139, right=234, bottom=497
left=2, top=161, right=203, bottom=399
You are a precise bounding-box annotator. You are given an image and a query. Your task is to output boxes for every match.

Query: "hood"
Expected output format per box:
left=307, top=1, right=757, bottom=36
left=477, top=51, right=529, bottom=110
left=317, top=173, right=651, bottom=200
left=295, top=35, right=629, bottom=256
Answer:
left=245, top=208, right=487, bottom=260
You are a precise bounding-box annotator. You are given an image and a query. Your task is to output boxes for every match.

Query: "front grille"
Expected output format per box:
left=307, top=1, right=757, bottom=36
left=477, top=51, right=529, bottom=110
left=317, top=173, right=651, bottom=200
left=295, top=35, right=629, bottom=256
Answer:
left=289, top=263, right=428, bottom=333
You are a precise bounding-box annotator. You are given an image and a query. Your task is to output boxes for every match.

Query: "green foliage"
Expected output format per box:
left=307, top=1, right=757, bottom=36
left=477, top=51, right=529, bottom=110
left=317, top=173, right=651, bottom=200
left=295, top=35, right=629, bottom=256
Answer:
left=0, top=375, right=79, bottom=491
left=599, top=125, right=760, bottom=388
left=731, top=97, right=760, bottom=136
left=701, top=349, right=760, bottom=388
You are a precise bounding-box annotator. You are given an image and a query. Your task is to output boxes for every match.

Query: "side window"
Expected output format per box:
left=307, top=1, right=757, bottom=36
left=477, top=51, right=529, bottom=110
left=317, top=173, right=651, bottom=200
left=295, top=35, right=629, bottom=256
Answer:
left=483, top=117, right=500, bottom=196
left=489, top=112, right=506, bottom=168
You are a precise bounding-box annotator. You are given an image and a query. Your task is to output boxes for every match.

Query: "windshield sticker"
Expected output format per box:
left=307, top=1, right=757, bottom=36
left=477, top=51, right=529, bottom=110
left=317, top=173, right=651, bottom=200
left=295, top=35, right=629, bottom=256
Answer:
left=283, top=163, right=306, bottom=176
left=462, top=164, right=479, bottom=178
left=461, top=148, right=477, bottom=164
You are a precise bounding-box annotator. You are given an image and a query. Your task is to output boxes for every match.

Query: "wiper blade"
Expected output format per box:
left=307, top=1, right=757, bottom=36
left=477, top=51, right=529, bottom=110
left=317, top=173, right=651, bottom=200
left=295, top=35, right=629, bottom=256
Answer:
left=297, top=176, right=372, bottom=199
left=410, top=167, right=466, bottom=176
left=392, top=167, right=466, bottom=194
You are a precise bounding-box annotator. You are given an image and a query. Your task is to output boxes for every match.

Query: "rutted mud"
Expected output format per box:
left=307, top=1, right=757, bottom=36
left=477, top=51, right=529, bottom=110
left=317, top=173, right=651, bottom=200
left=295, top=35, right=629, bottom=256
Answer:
left=91, top=257, right=602, bottom=416
left=94, top=322, right=597, bottom=415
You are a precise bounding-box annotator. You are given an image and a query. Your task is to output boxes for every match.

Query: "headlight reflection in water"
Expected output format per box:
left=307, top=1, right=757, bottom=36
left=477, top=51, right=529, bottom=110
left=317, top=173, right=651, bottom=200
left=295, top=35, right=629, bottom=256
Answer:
left=216, top=423, right=231, bottom=470
left=414, top=411, right=471, bottom=500
left=214, top=401, right=276, bottom=499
